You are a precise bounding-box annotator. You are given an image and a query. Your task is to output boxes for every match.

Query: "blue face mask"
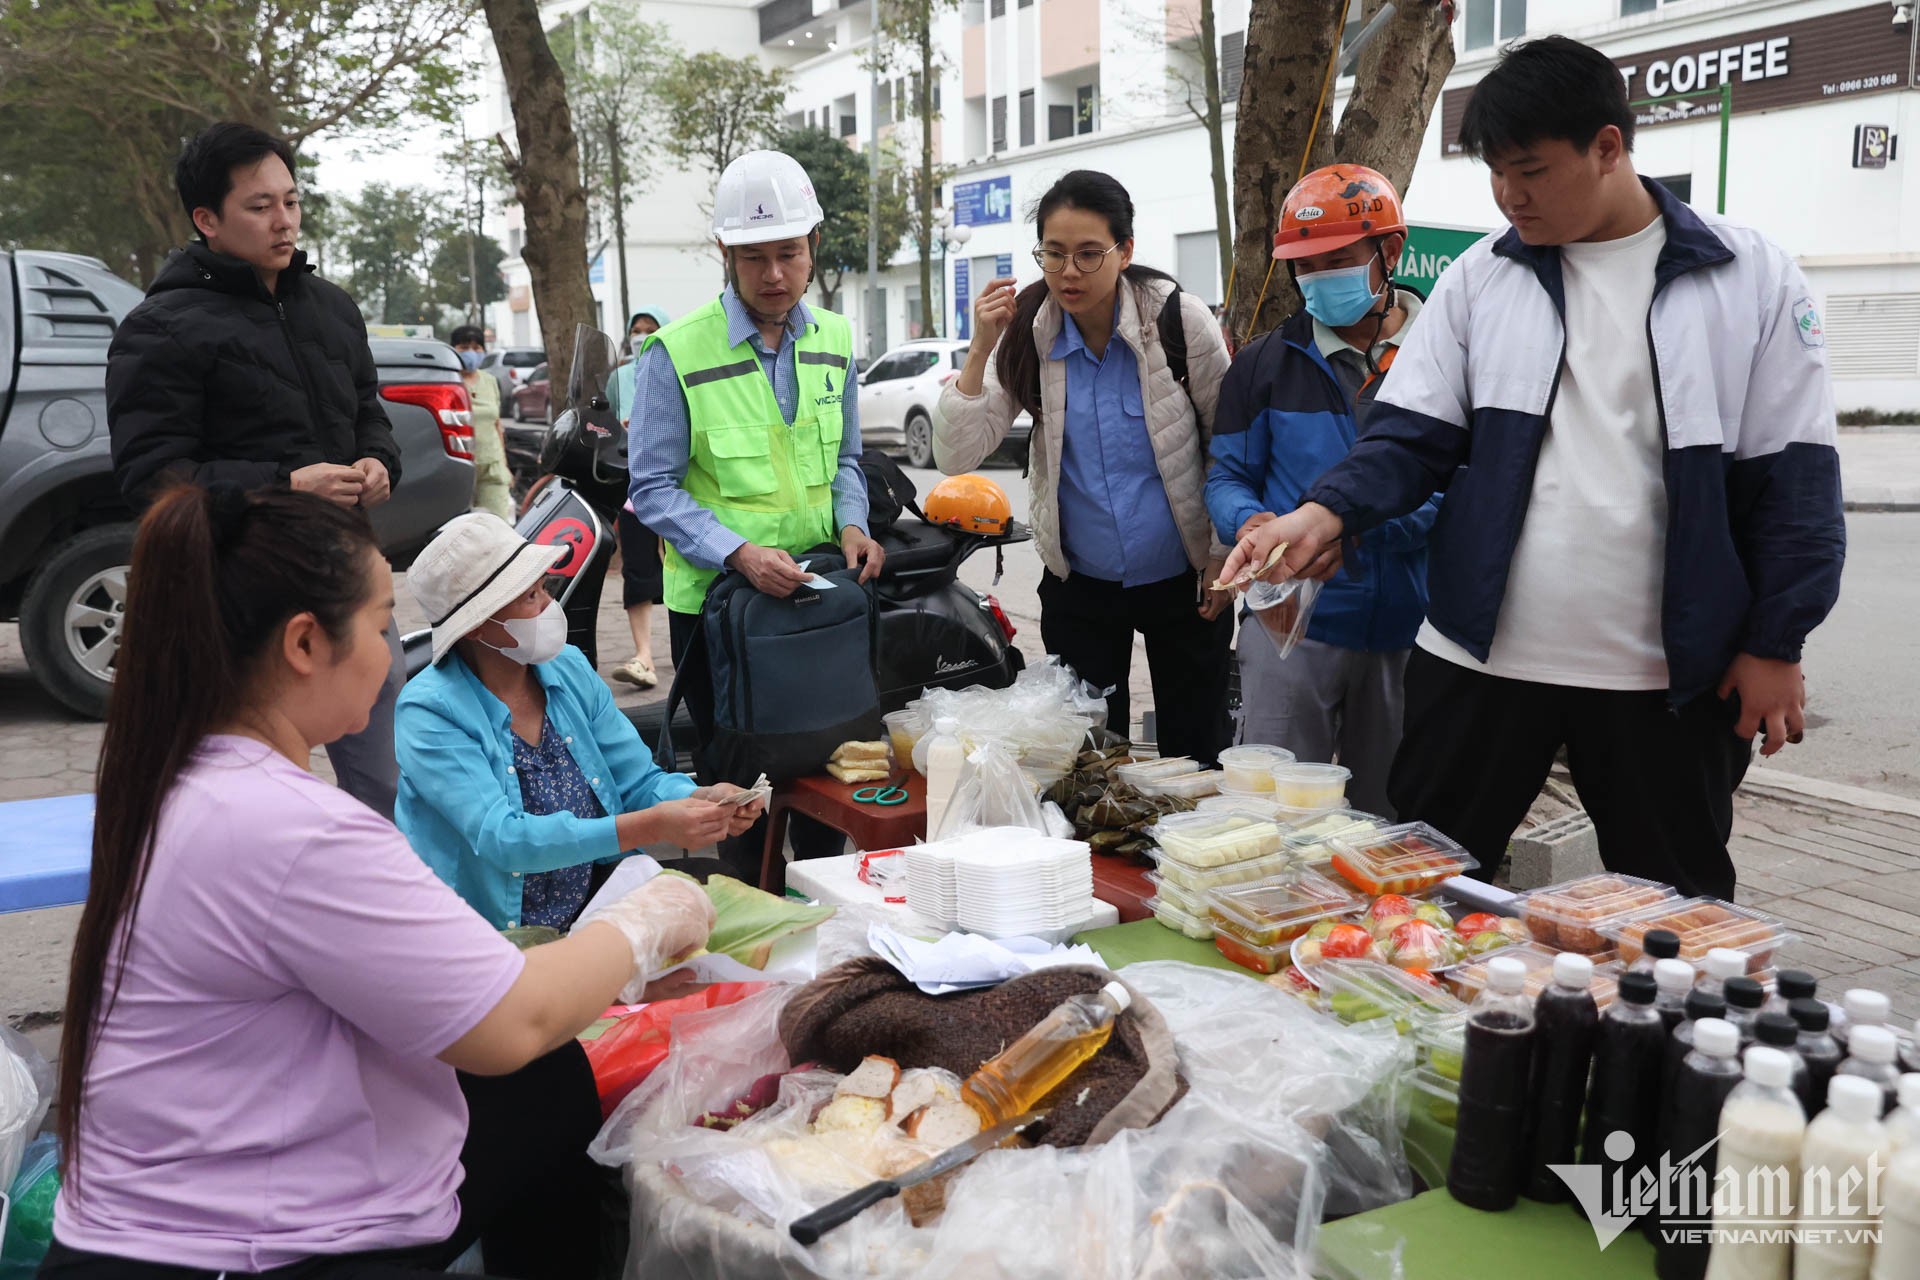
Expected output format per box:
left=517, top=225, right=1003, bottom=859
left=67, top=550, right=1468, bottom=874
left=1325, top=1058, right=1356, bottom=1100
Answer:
left=1297, top=260, right=1383, bottom=329
left=458, top=349, right=484, bottom=371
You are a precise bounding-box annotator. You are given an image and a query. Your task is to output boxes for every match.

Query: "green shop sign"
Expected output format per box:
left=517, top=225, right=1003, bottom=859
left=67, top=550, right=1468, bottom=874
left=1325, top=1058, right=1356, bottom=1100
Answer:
left=1397, top=223, right=1488, bottom=296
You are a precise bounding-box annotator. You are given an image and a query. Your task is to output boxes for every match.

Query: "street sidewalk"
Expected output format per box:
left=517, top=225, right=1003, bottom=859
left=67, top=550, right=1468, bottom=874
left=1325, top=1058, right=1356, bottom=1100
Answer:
left=1839, top=426, right=1920, bottom=512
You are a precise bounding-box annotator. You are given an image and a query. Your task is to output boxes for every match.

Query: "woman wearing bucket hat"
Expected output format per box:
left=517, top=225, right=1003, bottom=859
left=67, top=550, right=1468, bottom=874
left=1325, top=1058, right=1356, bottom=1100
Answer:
left=395, top=512, right=764, bottom=931
left=45, top=486, right=715, bottom=1277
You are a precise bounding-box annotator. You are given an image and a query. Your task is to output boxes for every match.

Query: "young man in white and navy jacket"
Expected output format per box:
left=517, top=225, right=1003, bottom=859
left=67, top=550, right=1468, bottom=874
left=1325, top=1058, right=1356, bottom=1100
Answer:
left=1218, top=36, right=1846, bottom=899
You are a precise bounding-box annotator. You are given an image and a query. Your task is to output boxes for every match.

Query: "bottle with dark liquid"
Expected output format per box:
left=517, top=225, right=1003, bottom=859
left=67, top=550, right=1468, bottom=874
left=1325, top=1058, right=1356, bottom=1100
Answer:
left=1835, top=1023, right=1902, bottom=1117
left=1753, top=1010, right=1809, bottom=1113
left=1722, top=976, right=1765, bottom=1047
left=1653, top=959, right=1695, bottom=1033
left=1646, top=987, right=1728, bottom=1245
left=1833, top=987, right=1890, bottom=1053
left=1448, top=955, right=1538, bottom=1212
left=1630, top=928, right=1683, bottom=975
left=1654, top=1018, right=1744, bottom=1280
left=1583, top=970, right=1667, bottom=1221
left=1790, top=997, right=1844, bottom=1121
left=1762, top=969, right=1817, bottom=1019
left=1524, top=952, right=1599, bottom=1202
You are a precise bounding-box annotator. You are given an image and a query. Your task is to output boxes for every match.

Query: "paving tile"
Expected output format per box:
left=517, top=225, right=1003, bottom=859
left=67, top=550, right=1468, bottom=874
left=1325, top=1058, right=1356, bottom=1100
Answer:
left=1803, top=826, right=1920, bottom=869
left=1821, top=822, right=1920, bottom=860
left=1842, top=815, right=1920, bottom=845
left=1744, top=831, right=1909, bottom=876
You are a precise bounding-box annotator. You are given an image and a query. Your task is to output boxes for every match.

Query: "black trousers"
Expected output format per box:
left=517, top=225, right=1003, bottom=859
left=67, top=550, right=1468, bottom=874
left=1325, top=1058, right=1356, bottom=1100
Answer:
left=615, top=507, right=663, bottom=610
left=1036, top=568, right=1233, bottom=765
left=1386, top=647, right=1753, bottom=900
left=39, top=1042, right=606, bottom=1279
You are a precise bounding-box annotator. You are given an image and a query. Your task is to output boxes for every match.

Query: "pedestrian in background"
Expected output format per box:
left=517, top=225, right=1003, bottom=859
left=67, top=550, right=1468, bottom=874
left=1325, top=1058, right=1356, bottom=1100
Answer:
left=609, top=307, right=671, bottom=689
left=452, top=324, right=513, bottom=521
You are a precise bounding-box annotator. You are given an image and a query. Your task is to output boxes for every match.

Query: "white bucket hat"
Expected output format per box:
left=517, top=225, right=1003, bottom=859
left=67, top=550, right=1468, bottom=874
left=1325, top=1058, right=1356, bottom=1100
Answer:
left=409, top=513, right=568, bottom=665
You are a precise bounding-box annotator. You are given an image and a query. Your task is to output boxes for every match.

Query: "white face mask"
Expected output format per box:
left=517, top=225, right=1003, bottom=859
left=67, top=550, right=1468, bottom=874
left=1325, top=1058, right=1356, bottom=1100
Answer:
left=480, top=597, right=567, bottom=665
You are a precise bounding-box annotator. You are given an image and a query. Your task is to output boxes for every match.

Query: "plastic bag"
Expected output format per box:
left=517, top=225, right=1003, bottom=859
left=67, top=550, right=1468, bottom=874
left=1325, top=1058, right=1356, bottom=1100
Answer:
left=0, top=1027, right=52, bottom=1193
left=1248, top=576, right=1323, bottom=661
left=0, top=1132, right=58, bottom=1280
left=934, top=743, right=1046, bottom=839
left=600, top=962, right=1411, bottom=1280
left=582, top=982, right=767, bottom=1119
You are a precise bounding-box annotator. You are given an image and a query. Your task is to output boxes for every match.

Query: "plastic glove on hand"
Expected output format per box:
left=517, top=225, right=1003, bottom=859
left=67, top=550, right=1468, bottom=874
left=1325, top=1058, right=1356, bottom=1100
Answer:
left=576, top=874, right=716, bottom=1000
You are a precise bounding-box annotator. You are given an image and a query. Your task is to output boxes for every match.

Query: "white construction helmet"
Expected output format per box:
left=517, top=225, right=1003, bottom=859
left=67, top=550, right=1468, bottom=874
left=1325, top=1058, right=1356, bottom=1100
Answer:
left=712, top=150, right=824, bottom=246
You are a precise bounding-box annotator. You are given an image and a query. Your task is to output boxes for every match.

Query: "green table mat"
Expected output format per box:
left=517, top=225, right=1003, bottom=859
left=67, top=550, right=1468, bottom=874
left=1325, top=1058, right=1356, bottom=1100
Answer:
left=1317, top=1188, right=1657, bottom=1280
left=1076, top=918, right=1248, bottom=972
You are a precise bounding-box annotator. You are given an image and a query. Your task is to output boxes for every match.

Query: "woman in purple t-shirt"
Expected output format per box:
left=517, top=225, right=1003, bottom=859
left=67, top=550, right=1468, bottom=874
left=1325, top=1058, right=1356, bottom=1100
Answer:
left=41, top=486, right=714, bottom=1279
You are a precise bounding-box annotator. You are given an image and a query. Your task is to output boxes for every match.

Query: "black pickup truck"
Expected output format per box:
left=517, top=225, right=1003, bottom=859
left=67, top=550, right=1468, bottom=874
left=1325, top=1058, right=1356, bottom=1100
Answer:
left=0, top=249, right=477, bottom=718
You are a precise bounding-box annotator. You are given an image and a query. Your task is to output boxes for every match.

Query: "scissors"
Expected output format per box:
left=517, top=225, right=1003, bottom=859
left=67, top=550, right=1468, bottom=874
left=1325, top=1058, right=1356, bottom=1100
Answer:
left=852, top=772, right=910, bottom=807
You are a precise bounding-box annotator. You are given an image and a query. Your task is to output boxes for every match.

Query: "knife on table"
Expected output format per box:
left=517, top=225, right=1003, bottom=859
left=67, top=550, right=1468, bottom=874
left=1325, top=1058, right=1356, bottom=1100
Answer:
left=787, top=1110, right=1044, bottom=1245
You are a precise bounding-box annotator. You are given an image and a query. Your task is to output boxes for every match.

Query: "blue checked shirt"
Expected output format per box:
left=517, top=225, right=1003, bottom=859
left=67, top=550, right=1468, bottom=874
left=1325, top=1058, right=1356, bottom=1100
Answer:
left=626, top=287, right=868, bottom=573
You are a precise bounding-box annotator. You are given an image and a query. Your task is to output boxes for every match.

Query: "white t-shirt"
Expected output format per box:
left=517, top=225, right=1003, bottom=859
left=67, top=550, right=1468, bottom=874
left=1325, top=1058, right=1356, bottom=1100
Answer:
left=1420, top=215, right=1671, bottom=690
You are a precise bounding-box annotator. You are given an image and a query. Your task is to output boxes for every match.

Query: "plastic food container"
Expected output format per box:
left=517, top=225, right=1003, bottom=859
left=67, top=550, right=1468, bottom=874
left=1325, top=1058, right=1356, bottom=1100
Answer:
left=1516, top=873, right=1678, bottom=953
left=1600, top=897, right=1793, bottom=973
left=1196, top=793, right=1289, bottom=822
left=883, top=709, right=927, bottom=769
left=1114, top=756, right=1198, bottom=790
left=1134, top=769, right=1224, bottom=800
left=1212, top=929, right=1292, bottom=974
left=1328, top=822, right=1478, bottom=896
left=1146, top=894, right=1214, bottom=940
left=1143, top=870, right=1210, bottom=919
left=1315, top=959, right=1466, bottom=1032
left=1411, top=1064, right=1460, bottom=1125
left=1151, top=811, right=1285, bottom=868
left=1150, top=848, right=1296, bottom=895
left=1446, top=944, right=1622, bottom=1008
left=1216, top=745, right=1296, bottom=794
left=1280, top=809, right=1386, bottom=865
left=1269, top=762, right=1351, bottom=810
left=1416, top=1015, right=1466, bottom=1081
left=1206, top=869, right=1365, bottom=948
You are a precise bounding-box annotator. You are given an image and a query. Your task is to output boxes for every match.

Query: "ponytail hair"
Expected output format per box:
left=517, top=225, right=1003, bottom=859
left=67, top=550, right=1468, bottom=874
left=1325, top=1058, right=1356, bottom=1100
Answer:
left=57, top=485, right=378, bottom=1187
left=994, top=169, right=1181, bottom=420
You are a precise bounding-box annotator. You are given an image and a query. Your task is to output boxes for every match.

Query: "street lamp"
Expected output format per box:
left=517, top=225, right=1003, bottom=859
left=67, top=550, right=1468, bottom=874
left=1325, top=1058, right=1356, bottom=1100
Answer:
left=934, top=210, right=972, bottom=338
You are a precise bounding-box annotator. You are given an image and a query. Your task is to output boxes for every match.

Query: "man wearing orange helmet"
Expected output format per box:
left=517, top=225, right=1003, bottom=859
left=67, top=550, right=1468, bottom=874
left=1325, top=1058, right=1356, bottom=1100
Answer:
left=1204, top=164, right=1438, bottom=817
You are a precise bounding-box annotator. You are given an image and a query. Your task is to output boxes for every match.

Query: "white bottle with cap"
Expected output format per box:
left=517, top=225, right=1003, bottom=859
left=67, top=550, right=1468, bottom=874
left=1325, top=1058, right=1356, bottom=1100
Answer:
left=1838, top=1025, right=1902, bottom=1118
left=921, top=717, right=966, bottom=840
left=1834, top=988, right=1891, bottom=1052
left=1654, top=957, right=1696, bottom=1030
left=1698, top=947, right=1750, bottom=1001
left=1888, top=1074, right=1920, bottom=1154
left=1797, top=1075, right=1890, bottom=1280
left=1705, top=1046, right=1805, bottom=1280
left=1872, top=1134, right=1920, bottom=1280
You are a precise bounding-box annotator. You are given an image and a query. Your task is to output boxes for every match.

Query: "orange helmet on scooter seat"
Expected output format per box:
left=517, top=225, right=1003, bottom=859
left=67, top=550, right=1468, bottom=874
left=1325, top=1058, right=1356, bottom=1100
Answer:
left=1272, top=164, right=1407, bottom=260
left=925, top=474, right=1013, bottom=536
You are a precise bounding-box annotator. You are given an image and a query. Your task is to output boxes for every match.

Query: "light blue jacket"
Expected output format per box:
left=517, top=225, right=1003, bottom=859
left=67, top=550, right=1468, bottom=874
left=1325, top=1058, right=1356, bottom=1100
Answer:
left=395, top=645, right=698, bottom=928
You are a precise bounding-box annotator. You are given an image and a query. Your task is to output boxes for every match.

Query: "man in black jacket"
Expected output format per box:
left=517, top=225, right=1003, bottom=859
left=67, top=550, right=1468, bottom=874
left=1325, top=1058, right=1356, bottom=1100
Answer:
left=107, top=122, right=406, bottom=818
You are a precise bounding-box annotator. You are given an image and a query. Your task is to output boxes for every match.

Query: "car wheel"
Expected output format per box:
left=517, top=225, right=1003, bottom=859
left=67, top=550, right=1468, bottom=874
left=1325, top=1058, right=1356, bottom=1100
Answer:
left=513, top=396, right=527, bottom=423
left=905, top=411, right=934, bottom=469
left=18, top=523, right=136, bottom=720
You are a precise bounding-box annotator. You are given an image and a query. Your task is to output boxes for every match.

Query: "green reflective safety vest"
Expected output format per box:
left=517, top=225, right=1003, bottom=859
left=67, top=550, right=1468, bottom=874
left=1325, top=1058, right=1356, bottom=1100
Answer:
left=646, top=299, right=852, bottom=614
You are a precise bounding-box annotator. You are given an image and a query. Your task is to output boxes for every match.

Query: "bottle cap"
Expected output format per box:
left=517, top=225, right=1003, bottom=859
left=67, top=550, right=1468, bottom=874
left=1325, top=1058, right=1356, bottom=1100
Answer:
left=1695, top=1018, right=1740, bottom=1059
left=1487, top=955, right=1528, bottom=995
left=1643, top=929, right=1682, bottom=961
left=1685, top=988, right=1729, bottom=1021
left=1725, top=977, right=1766, bottom=1010
left=1899, top=1074, right=1920, bottom=1114
left=1100, top=981, right=1133, bottom=1013
left=1551, top=952, right=1594, bottom=991
left=1744, top=1045, right=1794, bottom=1089
left=1829, top=1074, right=1884, bottom=1122
left=1705, top=949, right=1748, bottom=982
left=1654, top=958, right=1696, bottom=996
left=1790, top=997, right=1831, bottom=1033
left=1617, top=971, right=1658, bottom=1005
left=1844, top=989, right=1891, bottom=1026
left=934, top=717, right=960, bottom=734
left=1776, top=970, right=1818, bottom=1002
left=1756, top=1012, right=1799, bottom=1048
left=1851, top=1024, right=1898, bottom=1065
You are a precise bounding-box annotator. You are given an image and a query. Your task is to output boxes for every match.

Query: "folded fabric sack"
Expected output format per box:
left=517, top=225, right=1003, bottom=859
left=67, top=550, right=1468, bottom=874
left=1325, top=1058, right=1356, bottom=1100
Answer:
left=776, top=956, right=1183, bottom=1148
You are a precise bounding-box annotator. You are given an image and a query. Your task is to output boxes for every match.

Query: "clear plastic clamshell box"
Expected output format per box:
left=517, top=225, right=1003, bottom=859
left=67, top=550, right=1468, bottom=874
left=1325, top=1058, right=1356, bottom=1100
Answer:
left=1327, top=822, right=1479, bottom=896
left=1206, top=868, right=1365, bottom=948
left=1515, top=872, right=1678, bottom=953
left=1599, top=896, right=1794, bottom=973
left=1145, top=893, right=1215, bottom=940
left=1446, top=943, right=1623, bottom=1009
left=1142, top=870, right=1210, bottom=919
left=1315, top=958, right=1467, bottom=1034
left=1133, top=769, right=1224, bottom=800
left=1280, top=809, right=1388, bottom=867
left=1150, top=847, right=1296, bottom=895
left=1150, top=811, right=1285, bottom=868
left=1112, top=756, right=1198, bottom=790
left=1213, top=928, right=1292, bottom=974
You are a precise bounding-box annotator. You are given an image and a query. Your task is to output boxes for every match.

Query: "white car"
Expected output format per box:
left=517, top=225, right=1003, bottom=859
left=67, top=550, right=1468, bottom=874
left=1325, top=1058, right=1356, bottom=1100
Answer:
left=858, top=339, right=1031, bottom=468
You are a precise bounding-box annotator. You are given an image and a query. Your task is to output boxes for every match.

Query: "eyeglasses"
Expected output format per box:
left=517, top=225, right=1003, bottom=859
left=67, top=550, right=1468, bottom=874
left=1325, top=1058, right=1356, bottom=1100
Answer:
left=1032, top=243, right=1123, bottom=274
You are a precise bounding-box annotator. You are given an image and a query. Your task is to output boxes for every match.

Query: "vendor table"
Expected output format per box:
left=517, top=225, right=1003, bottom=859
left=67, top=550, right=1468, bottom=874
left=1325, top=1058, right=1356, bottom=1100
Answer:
left=1089, top=854, right=1154, bottom=922
left=759, top=774, right=927, bottom=892
left=0, top=793, right=93, bottom=913
left=1076, top=918, right=1243, bottom=972
left=1317, top=1189, right=1656, bottom=1279
left=784, top=853, right=1122, bottom=933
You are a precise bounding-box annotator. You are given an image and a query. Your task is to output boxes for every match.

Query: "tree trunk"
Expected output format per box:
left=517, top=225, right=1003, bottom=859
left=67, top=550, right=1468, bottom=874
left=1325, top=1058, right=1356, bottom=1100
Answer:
left=483, top=0, right=595, bottom=402
left=610, top=121, right=632, bottom=330
left=917, top=21, right=935, bottom=339
left=1226, top=0, right=1343, bottom=343
left=1331, top=0, right=1456, bottom=199
left=1197, top=0, right=1232, bottom=303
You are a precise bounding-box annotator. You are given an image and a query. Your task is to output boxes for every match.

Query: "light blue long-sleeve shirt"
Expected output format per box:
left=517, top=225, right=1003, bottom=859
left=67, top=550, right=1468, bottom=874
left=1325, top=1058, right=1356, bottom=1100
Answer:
left=1051, top=306, right=1191, bottom=587
left=626, top=287, right=868, bottom=575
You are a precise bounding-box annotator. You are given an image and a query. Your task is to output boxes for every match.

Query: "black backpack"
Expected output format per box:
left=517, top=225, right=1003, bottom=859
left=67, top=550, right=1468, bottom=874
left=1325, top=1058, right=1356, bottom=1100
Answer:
left=860, top=447, right=922, bottom=533
left=655, top=552, right=884, bottom=785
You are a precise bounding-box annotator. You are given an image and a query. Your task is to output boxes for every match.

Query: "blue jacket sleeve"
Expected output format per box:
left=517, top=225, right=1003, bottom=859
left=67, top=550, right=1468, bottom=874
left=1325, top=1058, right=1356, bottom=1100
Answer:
left=1204, top=348, right=1273, bottom=544
left=832, top=356, right=870, bottom=535
left=1372, top=493, right=1441, bottom=554
left=575, top=656, right=700, bottom=815
left=395, top=692, right=622, bottom=873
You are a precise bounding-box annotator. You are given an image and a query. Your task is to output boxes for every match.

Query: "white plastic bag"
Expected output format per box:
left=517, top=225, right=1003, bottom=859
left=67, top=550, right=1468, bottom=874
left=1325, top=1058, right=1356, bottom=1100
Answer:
left=933, top=743, right=1046, bottom=839
left=0, top=1026, right=53, bottom=1192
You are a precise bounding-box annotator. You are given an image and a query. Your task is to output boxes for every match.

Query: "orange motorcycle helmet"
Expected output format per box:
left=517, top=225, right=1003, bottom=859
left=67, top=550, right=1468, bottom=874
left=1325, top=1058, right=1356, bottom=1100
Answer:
left=1272, top=164, right=1407, bottom=261
left=924, top=474, right=1013, bottom=536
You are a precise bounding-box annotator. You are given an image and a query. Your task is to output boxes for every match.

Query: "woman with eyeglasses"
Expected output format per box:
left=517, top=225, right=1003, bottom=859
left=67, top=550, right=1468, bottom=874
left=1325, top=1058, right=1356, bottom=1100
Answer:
left=936, top=170, right=1235, bottom=762
left=394, top=512, right=765, bottom=931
